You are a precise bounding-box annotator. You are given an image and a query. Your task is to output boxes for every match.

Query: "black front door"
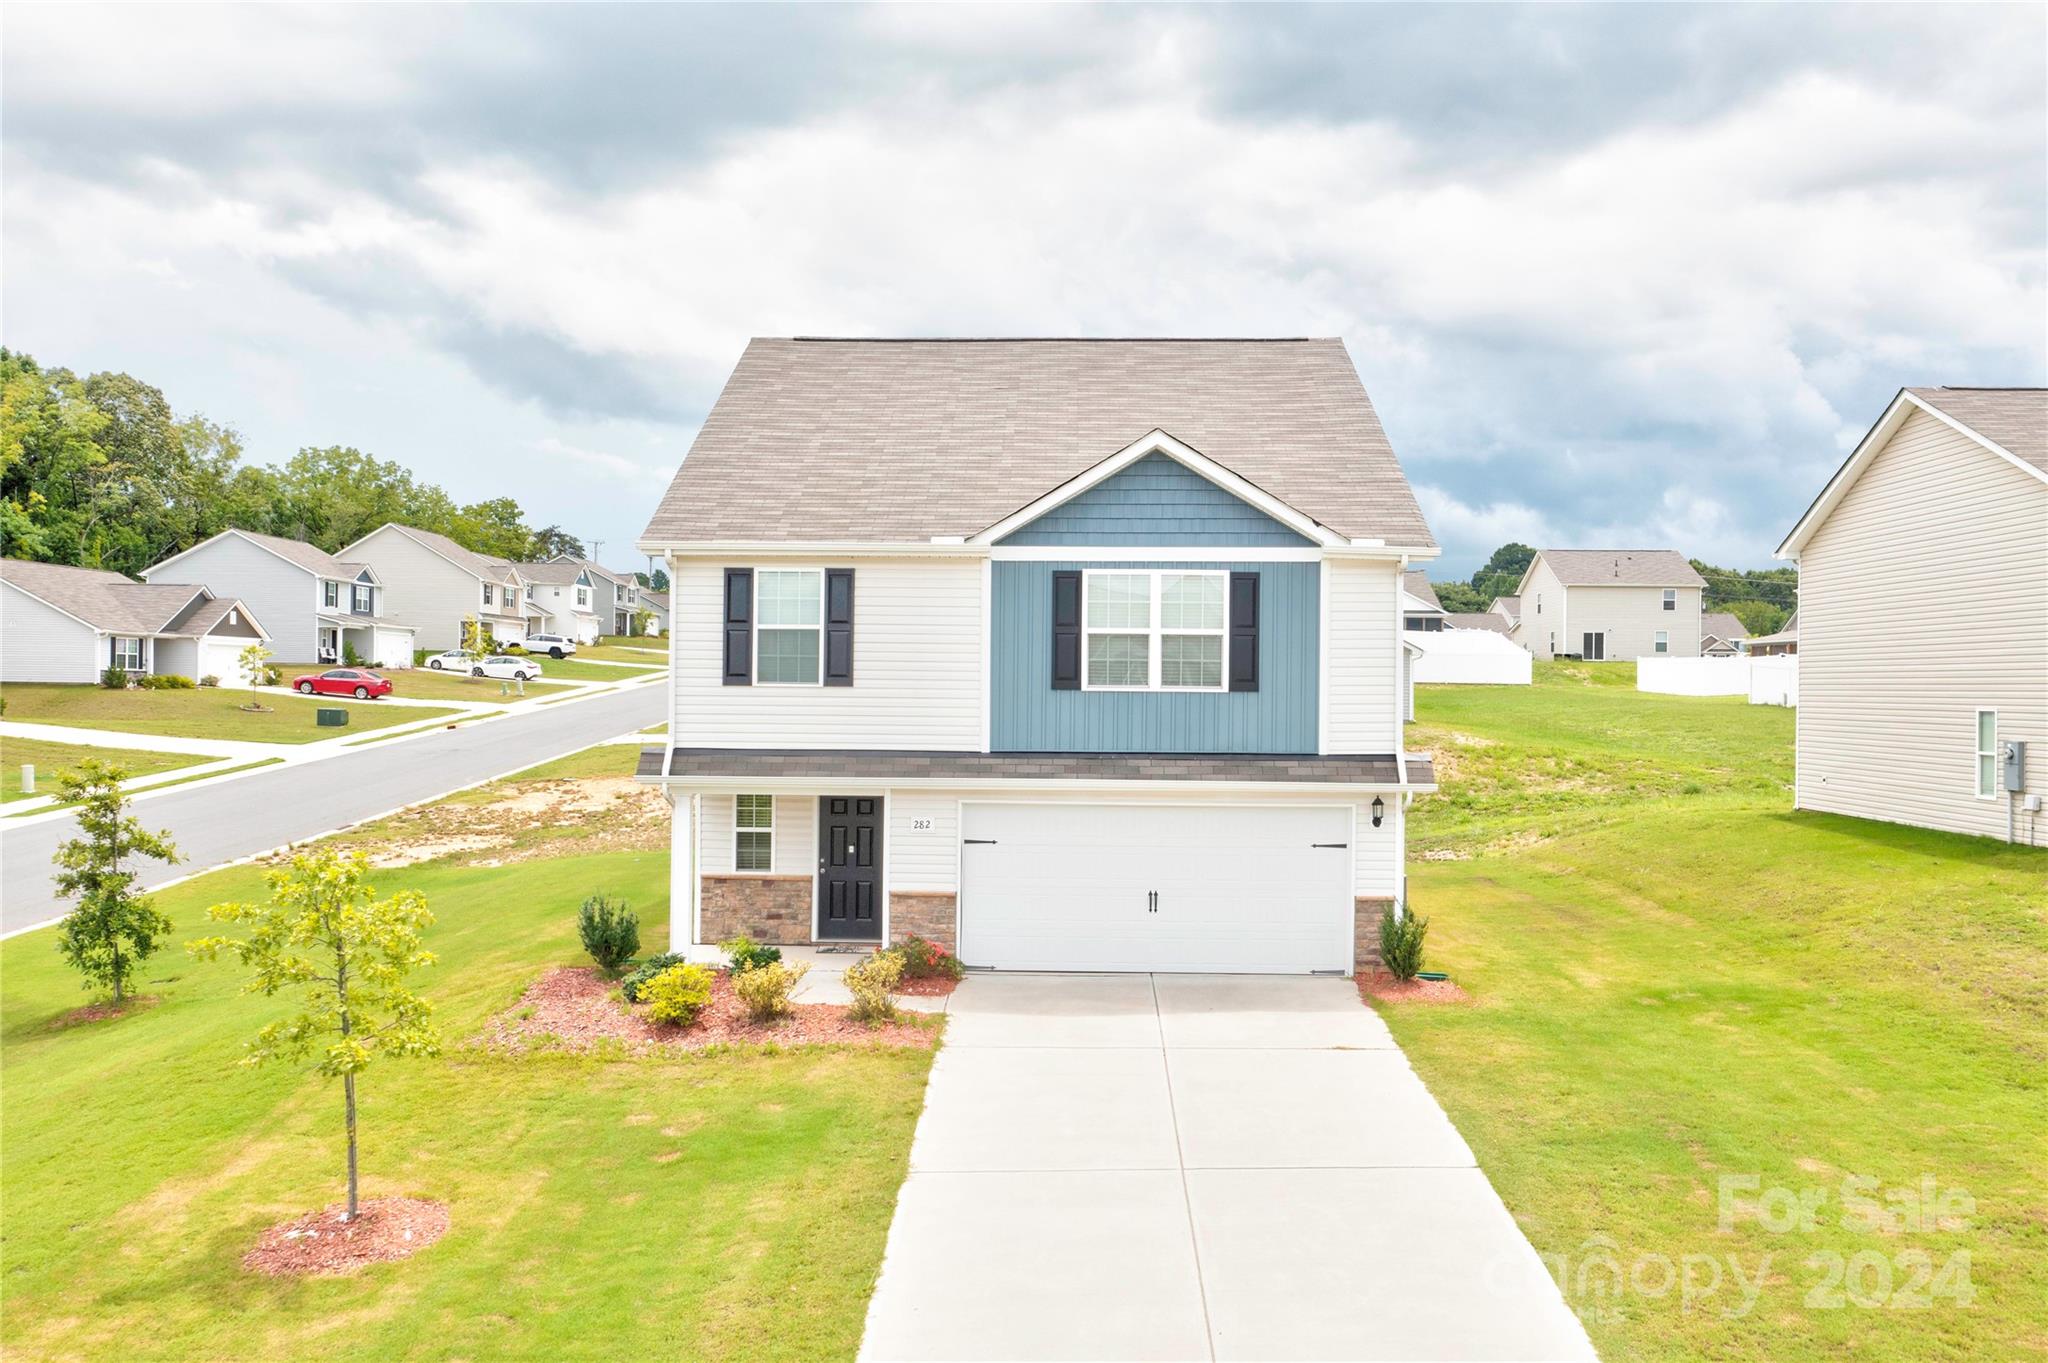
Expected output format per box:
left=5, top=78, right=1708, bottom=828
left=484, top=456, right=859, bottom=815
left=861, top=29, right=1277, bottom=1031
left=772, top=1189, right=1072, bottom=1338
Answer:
left=817, top=796, right=883, bottom=940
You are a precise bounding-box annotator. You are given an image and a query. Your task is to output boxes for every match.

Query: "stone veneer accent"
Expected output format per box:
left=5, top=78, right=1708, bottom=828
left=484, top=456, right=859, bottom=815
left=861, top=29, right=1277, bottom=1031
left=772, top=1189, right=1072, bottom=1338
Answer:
left=890, top=893, right=957, bottom=952
left=1354, top=896, right=1395, bottom=973
left=700, top=875, right=812, bottom=946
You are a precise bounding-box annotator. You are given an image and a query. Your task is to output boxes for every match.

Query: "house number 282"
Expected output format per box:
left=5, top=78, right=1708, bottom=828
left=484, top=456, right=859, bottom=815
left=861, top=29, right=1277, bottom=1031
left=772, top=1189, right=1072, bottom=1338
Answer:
left=910, top=818, right=933, bottom=831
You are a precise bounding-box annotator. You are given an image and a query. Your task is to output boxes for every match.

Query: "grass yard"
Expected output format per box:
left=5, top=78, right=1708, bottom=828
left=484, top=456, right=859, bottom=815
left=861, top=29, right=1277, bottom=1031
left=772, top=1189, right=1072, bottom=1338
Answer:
left=0, top=734, right=217, bottom=802
left=0, top=684, right=459, bottom=744
left=1, top=842, right=932, bottom=1361
left=1394, top=664, right=2044, bottom=1361
left=521, top=656, right=664, bottom=683
left=503, top=743, right=647, bottom=781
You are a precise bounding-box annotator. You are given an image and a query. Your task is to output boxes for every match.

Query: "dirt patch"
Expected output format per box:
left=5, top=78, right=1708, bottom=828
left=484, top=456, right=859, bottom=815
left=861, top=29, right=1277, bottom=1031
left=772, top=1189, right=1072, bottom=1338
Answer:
left=302, top=776, right=666, bottom=868
left=48, top=995, right=162, bottom=1029
left=1359, top=972, right=1471, bottom=1005
left=244, top=1198, right=449, bottom=1277
left=481, top=966, right=937, bottom=1054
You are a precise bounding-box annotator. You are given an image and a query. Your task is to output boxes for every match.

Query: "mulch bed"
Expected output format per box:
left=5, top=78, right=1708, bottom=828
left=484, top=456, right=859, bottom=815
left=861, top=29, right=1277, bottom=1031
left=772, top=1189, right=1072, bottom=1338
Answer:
left=482, top=967, right=938, bottom=1054
left=1358, top=971, right=1471, bottom=1004
left=49, top=996, right=161, bottom=1029
left=243, top=1197, right=449, bottom=1277
left=898, top=974, right=960, bottom=997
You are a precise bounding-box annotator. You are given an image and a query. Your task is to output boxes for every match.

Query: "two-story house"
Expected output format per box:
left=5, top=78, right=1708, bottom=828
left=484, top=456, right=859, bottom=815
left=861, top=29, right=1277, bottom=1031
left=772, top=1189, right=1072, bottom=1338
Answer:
left=636, top=337, right=1439, bottom=977
left=564, top=557, right=641, bottom=635
left=341, top=524, right=545, bottom=649
left=141, top=528, right=415, bottom=667
left=1508, top=549, right=1706, bottom=660
left=519, top=560, right=603, bottom=643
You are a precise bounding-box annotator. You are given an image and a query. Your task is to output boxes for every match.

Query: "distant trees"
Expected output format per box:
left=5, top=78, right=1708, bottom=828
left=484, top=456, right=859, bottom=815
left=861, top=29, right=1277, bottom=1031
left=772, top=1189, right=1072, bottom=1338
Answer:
left=527, top=525, right=586, bottom=560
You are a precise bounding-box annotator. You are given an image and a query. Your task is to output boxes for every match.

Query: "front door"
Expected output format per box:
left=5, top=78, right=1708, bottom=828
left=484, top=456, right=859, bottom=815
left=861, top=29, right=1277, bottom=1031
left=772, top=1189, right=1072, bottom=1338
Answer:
left=817, top=796, right=883, bottom=940
left=1581, top=632, right=1606, bottom=660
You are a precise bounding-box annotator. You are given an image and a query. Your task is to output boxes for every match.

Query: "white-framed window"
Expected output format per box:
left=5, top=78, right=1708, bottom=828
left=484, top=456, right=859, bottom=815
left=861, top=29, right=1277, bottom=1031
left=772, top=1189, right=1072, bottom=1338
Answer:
left=1654, top=630, right=1669, bottom=654
left=482, top=583, right=495, bottom=606
left=505, top=588, right=518, bottom=610
left=575, top=585, right=591, bottom=609
left=1536, top=593, right=1543, bottom=614
left=322, top=580, right=339, bottom=608
left=1976, top=710, right=1998, bottom=799
left=756, top=569, right=823, bottom=685
left=111, top=637, right=143, bottom=671
left=734, top=794, right=774, bottom=871
left=352, top=583, right=373, bottom=614
left=1082, top=570, right=1227, bottom=691
left=1663, top=589, right=1677, bottom=611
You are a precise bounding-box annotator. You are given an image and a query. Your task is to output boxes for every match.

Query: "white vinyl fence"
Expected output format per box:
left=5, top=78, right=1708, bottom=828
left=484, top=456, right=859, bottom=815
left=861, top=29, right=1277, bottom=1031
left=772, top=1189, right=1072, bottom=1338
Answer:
left=1637, top=654, right=1799, bottom=706
left=1747, top=655, right=1798, bottom=707
left=1409, top=629, right=1533, bottom=685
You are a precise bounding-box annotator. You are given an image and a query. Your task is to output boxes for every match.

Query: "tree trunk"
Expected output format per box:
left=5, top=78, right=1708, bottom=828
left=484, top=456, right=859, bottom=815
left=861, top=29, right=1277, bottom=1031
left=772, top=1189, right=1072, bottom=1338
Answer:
left=344, top=1071, right=359, bottom=1221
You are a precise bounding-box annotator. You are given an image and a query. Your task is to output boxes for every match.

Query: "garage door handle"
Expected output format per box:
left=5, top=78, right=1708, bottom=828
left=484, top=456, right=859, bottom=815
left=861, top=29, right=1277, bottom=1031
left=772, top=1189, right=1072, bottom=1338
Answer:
left=1311, top=842, right=1349, bottom=849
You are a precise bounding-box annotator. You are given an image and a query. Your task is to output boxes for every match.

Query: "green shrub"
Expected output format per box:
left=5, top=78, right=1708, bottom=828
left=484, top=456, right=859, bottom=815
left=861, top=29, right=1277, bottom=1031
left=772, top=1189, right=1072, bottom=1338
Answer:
left=577, top=894, right=640, bottom=974
left=412, top=648, right=430, bottom=666
left=503, top=642, right=528, bottom=655
left=1378, top=905, right=1429, bottom=981
left=896, top=934, right=964, bottom=980
left=99, top=667, right=129, bottom=690
left=732, top=959, right=809, bottom=1022
left=844, top=950, right=904, bottom=1023
left=342, top=641, right=366, bottom=668
left=137, top=673, right=195, bottom=690
left=620, top=952, right=687, bottom=1002
left=720, top=934, right=783, bottom=972
left=641, top=963, right=714, bottom=1027
left=198, top=674, right=221, bottom=687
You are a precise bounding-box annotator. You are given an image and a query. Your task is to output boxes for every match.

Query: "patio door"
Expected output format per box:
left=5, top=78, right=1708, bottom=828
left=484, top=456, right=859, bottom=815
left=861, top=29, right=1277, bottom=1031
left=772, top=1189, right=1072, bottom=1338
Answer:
left=1581, top=632, right=1605, bottom=660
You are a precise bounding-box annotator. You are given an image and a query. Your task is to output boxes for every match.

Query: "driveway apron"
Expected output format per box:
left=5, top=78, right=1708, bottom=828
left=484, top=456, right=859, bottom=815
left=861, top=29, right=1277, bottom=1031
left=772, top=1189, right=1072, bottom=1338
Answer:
left=860, top=973, right=1597, bottom=1363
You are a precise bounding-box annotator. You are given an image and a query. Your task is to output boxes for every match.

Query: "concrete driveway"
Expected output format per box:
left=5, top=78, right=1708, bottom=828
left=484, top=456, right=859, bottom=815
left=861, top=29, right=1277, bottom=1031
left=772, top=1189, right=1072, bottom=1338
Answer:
left=860, top=974, right=1596, bottom=1363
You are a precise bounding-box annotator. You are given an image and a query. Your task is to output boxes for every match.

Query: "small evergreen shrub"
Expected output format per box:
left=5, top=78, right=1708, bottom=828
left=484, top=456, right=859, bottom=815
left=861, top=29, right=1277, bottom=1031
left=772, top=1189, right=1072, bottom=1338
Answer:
left=844, top=950, right=904, bottom=1023
left=577, top=894, right=640, bottom=974
left=732, top=959, right=809, bottom=1022
left=897, top=934, right=964, bottom=981
left=720, top=934, right=783, bottom=972
left=1378, top=905, right=1429, bottom=981
left=342, top=641, right=366, bottom=667
left=641, top=963, right=714, bottom=1027
left=138, top=673, right=195, bottom=690
left=620, top=952, right=687, bottom=1002
left=413, top=648, right=430, bottom=666
left=100, top=667, right=129, bottom=689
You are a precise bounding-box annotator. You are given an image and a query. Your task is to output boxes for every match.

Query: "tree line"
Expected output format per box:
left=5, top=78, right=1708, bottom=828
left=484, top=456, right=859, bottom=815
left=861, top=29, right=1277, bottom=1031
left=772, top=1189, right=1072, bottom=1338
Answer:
left=1, top=349, right=587, bottom=578
left=1425, top=542, right=1793, bottom=636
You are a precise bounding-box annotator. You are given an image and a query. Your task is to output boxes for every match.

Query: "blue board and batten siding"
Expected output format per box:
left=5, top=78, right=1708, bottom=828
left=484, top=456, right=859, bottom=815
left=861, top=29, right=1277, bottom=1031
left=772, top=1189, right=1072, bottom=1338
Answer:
left=996, top=453, right=1315, bottom=546
left=990, top=561, right=1319, bottom=753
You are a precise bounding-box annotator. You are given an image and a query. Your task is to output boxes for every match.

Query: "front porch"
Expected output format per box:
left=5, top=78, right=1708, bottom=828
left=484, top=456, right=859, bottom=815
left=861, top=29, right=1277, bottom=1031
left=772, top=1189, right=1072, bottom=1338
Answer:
left=316, top=616, right=414, bottom=668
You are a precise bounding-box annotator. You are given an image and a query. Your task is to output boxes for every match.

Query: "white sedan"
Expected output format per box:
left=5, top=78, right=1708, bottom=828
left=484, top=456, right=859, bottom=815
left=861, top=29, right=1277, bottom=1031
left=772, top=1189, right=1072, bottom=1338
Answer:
left=466, top=654, right=544, bottom=681
left=423, top=650, right=471, bottom=670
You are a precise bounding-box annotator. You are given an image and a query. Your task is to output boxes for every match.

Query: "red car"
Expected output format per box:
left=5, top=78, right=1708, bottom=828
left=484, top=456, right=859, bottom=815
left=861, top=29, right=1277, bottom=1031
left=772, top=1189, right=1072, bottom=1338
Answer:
left=293, top=668, right=393, bottom=700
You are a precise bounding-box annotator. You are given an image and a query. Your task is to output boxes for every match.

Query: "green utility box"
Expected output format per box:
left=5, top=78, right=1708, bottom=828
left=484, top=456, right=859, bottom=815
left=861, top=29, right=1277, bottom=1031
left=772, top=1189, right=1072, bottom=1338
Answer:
left=316, top=708, right=349, bottom=727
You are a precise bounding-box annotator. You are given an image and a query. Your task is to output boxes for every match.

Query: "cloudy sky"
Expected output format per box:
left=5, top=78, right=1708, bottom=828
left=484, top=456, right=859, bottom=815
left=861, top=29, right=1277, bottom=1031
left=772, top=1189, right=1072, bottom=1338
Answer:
left=4, top=4, right=2042, bottom=578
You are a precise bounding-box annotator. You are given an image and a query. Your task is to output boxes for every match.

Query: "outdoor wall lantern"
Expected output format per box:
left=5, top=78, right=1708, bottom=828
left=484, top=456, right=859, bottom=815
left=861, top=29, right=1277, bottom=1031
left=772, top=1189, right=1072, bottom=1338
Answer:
left=1370, top=796, right=1385, bottom=828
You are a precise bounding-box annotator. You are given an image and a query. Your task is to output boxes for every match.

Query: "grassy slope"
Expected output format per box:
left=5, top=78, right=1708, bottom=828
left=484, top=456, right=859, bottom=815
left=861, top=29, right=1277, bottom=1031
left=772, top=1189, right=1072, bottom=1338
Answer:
left=0, top=735, right=215, bottom=801
left=1395, top=664, right=2045, bottom=1362
left=2, top=849, right=930, bottom=1361
left=0, top=685, right=458, bottom=743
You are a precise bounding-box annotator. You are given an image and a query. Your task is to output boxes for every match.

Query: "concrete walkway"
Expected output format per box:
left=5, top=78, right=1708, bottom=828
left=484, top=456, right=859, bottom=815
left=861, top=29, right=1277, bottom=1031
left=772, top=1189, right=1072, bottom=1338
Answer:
left=860, top=974, right=1596, bottom=1363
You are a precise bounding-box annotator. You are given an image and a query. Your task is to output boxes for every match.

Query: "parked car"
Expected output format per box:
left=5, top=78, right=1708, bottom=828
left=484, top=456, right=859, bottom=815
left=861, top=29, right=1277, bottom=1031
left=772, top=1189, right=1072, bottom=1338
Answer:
left=423, top=650, right=471, bottom=670
left=525, top=633, right=578, bottom=658
left=293, top=668, right=393, bottom=699
left=468, top=655, right=544, bottom=681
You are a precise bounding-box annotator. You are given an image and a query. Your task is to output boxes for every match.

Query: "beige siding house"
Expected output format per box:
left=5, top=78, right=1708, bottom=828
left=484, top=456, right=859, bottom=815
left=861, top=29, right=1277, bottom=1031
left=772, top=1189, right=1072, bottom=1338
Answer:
left=1777, top=386, right=2046, bottom=846
left=1508, top=549, right=1705, bottom=660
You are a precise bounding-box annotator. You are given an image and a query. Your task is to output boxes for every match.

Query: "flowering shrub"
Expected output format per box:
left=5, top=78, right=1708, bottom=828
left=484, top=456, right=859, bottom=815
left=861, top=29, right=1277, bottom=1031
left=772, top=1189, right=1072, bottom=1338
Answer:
left=896, top=934, right=964, bottom=981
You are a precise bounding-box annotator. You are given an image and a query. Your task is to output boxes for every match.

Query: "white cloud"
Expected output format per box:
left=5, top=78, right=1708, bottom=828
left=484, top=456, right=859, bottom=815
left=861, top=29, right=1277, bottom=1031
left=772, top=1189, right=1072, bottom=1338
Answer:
left=535, top=436, right=674, bottom=484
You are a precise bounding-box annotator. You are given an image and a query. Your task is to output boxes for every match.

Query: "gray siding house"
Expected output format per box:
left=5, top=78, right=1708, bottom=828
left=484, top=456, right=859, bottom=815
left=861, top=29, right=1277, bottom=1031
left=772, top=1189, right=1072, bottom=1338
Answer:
left=2, top=559, right=268, bottom=684
left=341, top=524, right=544, bottom=650
left=142, top=529, right=414, bottom=667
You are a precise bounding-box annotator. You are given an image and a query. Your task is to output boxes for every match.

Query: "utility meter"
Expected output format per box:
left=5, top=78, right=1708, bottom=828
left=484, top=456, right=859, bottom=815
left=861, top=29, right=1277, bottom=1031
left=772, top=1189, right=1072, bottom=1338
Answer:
left=2003, top=740, right=2027, bottom=793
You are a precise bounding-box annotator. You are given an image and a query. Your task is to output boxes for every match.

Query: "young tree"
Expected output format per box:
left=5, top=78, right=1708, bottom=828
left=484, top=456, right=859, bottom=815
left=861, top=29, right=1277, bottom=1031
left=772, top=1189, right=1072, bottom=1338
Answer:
left=189, top=850, right=439, bottom=1221
left=51, top=760, right=179, bottom=1002
left=238, top=640, right=273, bottom=688
left=460, top=614, right=490, bottom=663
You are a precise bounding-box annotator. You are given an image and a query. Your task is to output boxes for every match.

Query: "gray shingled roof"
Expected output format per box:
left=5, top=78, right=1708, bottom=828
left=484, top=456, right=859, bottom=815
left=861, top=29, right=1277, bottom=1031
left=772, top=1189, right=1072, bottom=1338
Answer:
left=515, top=561, right=590, bottom=587
left=641, top=338, right=1436, bottom=547
left=1538, top=549, right=1706, bottom=588
left=1448, top=612, right=1511, bottom=634
left=3, top=559, right=216, bottom=634
left=1701, top=611, right=1748, bottom=642
left=1908, top=387, right=2047, bottom=474
left=1401, top=571, right=1443, bottom=610
left=641, top=747, right=1431, bottom=787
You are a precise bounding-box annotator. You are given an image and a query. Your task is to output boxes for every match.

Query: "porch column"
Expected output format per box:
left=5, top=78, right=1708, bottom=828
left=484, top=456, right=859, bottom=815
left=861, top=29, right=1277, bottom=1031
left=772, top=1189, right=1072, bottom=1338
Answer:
left=668, top=790, right=697, bottom=952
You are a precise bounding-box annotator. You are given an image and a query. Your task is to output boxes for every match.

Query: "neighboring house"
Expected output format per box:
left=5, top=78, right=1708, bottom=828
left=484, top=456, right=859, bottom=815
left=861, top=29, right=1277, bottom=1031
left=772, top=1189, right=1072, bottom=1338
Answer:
left=636, top=587, right=669, bottom=636
left=520, top=561, right=604, bottom=644
left=1400, top=570, right=1447, bottom=631
left=1, top=559, right=268, bottom=684
left=1508, top=549, right=1706, bottom=660
left=1747, top=610, right=1798, bottom=656
left=1699, top=611, right=1750, bottom=657
left=1447, top=612, right=1512, bottom=635
left=548, top=556, right=640, bottom=635
left=342, top=524, right=544, bottom=649
left=636, top=337, right=1439, bottom=976
left=1776, top=386, right=2045, bottom=845
left=1489, top=594, right=1520, bottom=629
left=141, top=528, right=414, bottom=668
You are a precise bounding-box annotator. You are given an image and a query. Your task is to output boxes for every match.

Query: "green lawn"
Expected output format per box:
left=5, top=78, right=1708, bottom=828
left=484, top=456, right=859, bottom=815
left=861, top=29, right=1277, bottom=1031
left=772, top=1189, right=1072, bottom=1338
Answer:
left=1394, top=664, right=2044, bottom=1361
left=0, top=685, right=459, bottom=744
left=503, top=743, right=647, bottom=781
left=525, top=656, right=663, bottom=683
left=0, top=735, right=217, bottom=802
left=1, top=847, right=933, bottom=1361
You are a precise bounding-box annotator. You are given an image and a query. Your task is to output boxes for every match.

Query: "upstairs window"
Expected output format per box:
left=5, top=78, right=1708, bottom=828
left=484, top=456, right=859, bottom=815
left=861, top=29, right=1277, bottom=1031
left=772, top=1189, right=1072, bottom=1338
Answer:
left=756, top=569, right=822, bottom=684
left=1663, top=589, right=1677, bottom=611
left=1977, top=711, right=1998, bottom=799
left=576, top=585, right=591, bottom=609
left=1084, top=570, right=1226, bottom=691
left=482, top=583, right=496, bottom=607
left=322, top=581, right=339, bottom=609
left=352, top=584, right=373, bottom=614
left=735, top=795, right=774, bottom=870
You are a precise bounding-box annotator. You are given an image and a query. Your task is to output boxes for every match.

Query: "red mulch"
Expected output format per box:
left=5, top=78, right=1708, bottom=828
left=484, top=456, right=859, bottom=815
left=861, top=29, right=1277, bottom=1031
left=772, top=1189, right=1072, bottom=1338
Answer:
left=898, top=974, right=961, bottom=997
left=49, top=996, right=161, bottom=1029
left=482, top=967, right=938, bottom=1054
left=243, top=1197, right=449, bottom=1277
left=1358, top=971, right=1470, bottom=1004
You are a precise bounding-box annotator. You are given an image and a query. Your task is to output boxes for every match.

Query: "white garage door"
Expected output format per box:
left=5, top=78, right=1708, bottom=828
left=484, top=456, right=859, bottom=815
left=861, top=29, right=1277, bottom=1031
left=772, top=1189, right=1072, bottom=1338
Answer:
left=958, top=804, right=1353, bottom=974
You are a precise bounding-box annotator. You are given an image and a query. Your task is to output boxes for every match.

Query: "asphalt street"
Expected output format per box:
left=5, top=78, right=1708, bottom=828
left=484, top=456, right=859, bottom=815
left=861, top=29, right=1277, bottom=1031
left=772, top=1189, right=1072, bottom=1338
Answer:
left=1, top=684, right=665, bottom=935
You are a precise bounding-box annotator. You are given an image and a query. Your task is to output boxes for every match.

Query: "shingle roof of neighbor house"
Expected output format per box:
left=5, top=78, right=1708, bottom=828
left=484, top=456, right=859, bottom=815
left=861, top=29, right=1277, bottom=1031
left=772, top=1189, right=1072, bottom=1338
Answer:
left=1908, top=387, right=2048, bottom=474
left=368, top=524, right=522, bottom=585
left=1491, top=594, right=1520, bottom=621
left=515, top=561, right=590, bottom=587
left=1539, top=549, right=1706, bottom=588
left=2, top=559, right=219, bottom=634
left=1701, top=611, right=1748, bottom=642
left=641, top=338, right=1437, bottom=547
left=1401, top=571, right=1443, bottom=609
left=1448, top=612, right=1511, bottom=634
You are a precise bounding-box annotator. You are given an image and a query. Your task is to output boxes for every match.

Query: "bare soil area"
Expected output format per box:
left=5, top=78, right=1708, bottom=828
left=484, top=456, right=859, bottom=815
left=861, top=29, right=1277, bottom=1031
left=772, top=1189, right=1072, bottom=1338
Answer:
left=304, top=776, right=666, bottom=869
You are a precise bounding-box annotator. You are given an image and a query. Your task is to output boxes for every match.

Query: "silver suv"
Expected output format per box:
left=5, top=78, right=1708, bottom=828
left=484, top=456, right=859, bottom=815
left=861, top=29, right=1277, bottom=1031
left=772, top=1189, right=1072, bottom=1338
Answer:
left=524, top=633, right=578, bottom=658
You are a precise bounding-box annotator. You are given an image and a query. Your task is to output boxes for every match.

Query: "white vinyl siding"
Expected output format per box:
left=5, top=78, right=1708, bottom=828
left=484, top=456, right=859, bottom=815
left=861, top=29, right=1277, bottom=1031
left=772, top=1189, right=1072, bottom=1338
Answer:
left=0, top=582, right=105, bottom=682
left=1324, top=558, right=1400, bottom=752
left=671, top=556, right=983, bottom=750
left=1796, top=407, right=2046, bottom=844
left=1555, top=582, right=1702, bottom=660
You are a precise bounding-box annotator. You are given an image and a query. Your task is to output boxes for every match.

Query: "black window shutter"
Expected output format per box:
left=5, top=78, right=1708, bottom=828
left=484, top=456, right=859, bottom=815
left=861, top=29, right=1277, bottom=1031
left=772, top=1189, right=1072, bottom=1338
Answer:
left=1229, top=571, right=1259, bottom=692
left=824, top=568, right=855, bottom=686
left=1051, top=570, right=1081, bottom=690
left=722, top=568, right=752, bottom=685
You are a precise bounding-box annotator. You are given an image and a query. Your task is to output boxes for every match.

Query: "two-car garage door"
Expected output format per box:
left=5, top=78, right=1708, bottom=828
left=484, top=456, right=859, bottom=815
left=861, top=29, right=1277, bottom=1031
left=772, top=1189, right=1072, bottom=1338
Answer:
left=957, top=804, right=1354, bottom=974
